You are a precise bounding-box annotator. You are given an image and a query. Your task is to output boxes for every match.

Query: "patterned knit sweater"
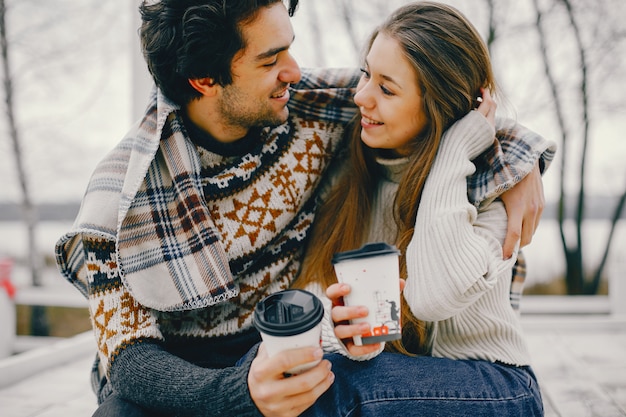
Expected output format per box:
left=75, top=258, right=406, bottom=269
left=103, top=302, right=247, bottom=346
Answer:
left=55, top=68, right=358, bottom=414
left=55, top=68, right=555, bottom=415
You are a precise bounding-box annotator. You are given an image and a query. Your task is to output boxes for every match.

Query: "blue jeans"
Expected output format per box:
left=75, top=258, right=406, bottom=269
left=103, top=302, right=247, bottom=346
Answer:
left=94, top=348, right=543, bottom=416
left=303, top=352, right=544, bottom=416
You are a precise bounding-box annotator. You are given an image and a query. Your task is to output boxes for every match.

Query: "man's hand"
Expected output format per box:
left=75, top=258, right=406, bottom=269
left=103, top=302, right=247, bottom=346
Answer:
left=500, top=163, right=544, bottom=259
left=248, top=344, right=334, bottom=417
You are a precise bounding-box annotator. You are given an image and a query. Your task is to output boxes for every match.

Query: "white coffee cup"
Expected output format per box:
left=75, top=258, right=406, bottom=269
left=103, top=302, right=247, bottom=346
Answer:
left=253, top=289, right=324, bottom=375
left=332, top=242, right=402, bottom=346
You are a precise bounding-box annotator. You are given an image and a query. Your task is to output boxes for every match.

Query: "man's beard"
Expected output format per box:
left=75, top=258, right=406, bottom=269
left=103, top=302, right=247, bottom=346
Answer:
left=218, top=83, right=289, bottom=130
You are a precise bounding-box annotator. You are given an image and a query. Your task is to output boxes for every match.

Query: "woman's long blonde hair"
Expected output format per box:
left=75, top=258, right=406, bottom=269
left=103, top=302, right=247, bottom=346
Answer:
left=293, top=2, right=498, bottom=355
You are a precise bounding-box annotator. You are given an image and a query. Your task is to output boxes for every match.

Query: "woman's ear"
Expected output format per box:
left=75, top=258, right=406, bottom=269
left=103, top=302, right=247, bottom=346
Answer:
left=188, top=77, right=217, bottom=96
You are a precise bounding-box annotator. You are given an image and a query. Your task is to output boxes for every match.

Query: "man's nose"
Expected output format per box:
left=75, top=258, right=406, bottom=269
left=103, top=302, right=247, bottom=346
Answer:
left=280, top=52, right=301, bottom=84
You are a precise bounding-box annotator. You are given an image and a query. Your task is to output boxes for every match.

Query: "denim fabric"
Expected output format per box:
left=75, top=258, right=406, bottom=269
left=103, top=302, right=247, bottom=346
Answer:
left=303, top=352, right=544, bottom=417
left=94, top=348, right=543, bottom=416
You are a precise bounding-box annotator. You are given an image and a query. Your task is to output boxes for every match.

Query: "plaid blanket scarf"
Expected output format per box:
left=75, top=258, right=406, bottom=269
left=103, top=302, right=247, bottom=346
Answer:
left=56, top=68, right=555, bottom=314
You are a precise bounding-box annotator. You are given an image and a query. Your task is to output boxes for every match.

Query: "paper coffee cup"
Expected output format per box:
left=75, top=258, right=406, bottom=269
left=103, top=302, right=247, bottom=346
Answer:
left=332, top=242, right=402, bottom=346
left=253, top=289, right=324, bottom=375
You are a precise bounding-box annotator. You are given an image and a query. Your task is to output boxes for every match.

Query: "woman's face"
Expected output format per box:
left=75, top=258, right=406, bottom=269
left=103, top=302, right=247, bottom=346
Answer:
left=354, top=33, right=428, bottom=157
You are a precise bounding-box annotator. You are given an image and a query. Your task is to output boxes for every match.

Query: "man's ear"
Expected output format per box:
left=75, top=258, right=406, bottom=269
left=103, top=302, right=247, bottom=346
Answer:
left=188, top=77, right=217, bottom=96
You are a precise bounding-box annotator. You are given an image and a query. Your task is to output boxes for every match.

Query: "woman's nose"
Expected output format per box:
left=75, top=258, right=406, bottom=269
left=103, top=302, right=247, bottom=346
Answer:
left=354, top=83, right=372, bottom=109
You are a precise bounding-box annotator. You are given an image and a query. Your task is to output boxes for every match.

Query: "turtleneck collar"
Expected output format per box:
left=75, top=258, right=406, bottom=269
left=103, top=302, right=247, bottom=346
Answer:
left=375, top=155, right=409, bottom=184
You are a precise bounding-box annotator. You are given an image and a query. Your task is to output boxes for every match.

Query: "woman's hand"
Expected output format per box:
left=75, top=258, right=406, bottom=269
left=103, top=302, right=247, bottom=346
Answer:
left=475, top=88, right=496, bottom=128
left=500, top=163, right=544, bottom=258
left=326, top=283, right=381, bottom=356
left=248, top=344, right=334, bottom=417
left=326, top=279, right=406, bottom=356
left=475, top=88, right=544, bottom=259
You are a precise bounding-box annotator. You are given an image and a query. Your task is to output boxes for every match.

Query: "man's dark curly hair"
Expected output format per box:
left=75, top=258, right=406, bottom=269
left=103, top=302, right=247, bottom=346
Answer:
left=139, top=0, right=299, bottom=105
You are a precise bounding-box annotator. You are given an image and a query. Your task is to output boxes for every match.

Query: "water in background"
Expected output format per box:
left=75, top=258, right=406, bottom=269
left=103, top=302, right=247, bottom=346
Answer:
left=1, top=219, right=624, bottom=293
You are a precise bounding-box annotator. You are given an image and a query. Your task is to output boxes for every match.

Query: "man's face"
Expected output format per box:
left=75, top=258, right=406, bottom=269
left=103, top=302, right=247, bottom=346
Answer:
left=216, top=3, right=301, bottom=134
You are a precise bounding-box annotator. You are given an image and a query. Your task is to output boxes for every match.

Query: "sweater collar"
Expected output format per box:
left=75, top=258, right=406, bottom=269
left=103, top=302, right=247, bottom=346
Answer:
left=181, top=112, right=262, bottom=157
left=375, top=155, right=409, bottom=184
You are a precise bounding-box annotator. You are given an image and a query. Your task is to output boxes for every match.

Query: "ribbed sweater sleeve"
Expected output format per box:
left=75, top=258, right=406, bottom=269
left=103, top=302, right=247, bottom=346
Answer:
left=404, top=111, right=515, bottom=322
left=109, top=341, right=262, bottom=416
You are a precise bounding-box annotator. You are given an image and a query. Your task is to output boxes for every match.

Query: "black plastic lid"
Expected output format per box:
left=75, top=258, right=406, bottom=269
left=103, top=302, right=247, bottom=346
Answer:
left=253, top=289, right=324, bottom=336
left=331, top=242, right=400, bottom=264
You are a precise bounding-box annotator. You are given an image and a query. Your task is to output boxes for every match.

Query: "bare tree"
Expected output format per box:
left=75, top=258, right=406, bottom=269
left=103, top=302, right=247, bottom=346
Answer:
left=1, top=0, right=126, bottom=335
left=304, top=0, right=625, bottom=296
left=484, top=0, right=497, bottom=50
left=532, top=0, right=626, bottom=294
left=1, top=0, right=48, bottom=334
left=0, top=0, right=40, bottom=283
left=305, top=1, right=327, bottom=67
left=338, top=0, right=362, bottom=54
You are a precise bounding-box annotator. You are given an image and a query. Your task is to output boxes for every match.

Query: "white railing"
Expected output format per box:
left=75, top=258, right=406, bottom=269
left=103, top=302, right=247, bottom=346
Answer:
left=0, top=330, right=94, bottom=389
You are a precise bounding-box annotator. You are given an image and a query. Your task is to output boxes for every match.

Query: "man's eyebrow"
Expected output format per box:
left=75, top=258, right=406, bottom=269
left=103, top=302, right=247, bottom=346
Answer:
left=255, top=35, right=295, bottom=61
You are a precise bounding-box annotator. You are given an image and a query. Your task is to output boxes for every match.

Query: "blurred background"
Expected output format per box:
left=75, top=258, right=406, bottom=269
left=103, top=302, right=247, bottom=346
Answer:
left=1, top=0, right=625, bottom=338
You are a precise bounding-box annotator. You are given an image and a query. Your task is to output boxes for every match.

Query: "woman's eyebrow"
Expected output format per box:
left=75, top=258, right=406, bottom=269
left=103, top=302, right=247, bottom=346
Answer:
left=364, top=57, right=403, bottom=89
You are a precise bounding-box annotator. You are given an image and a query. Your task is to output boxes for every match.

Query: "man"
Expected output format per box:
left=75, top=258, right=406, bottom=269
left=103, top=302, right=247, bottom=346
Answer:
left=55, top=1, right=551, bottom=416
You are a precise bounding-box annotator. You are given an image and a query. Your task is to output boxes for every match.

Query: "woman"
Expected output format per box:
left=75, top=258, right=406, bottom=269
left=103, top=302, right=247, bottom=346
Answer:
left=294, top=2, right=556, bottom=415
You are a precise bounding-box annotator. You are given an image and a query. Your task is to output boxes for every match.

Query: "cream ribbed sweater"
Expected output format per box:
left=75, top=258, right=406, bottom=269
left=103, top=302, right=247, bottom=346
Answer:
left=406, top=111, right=529, bottom=365
left=317, top=111, right=531, bottom=366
